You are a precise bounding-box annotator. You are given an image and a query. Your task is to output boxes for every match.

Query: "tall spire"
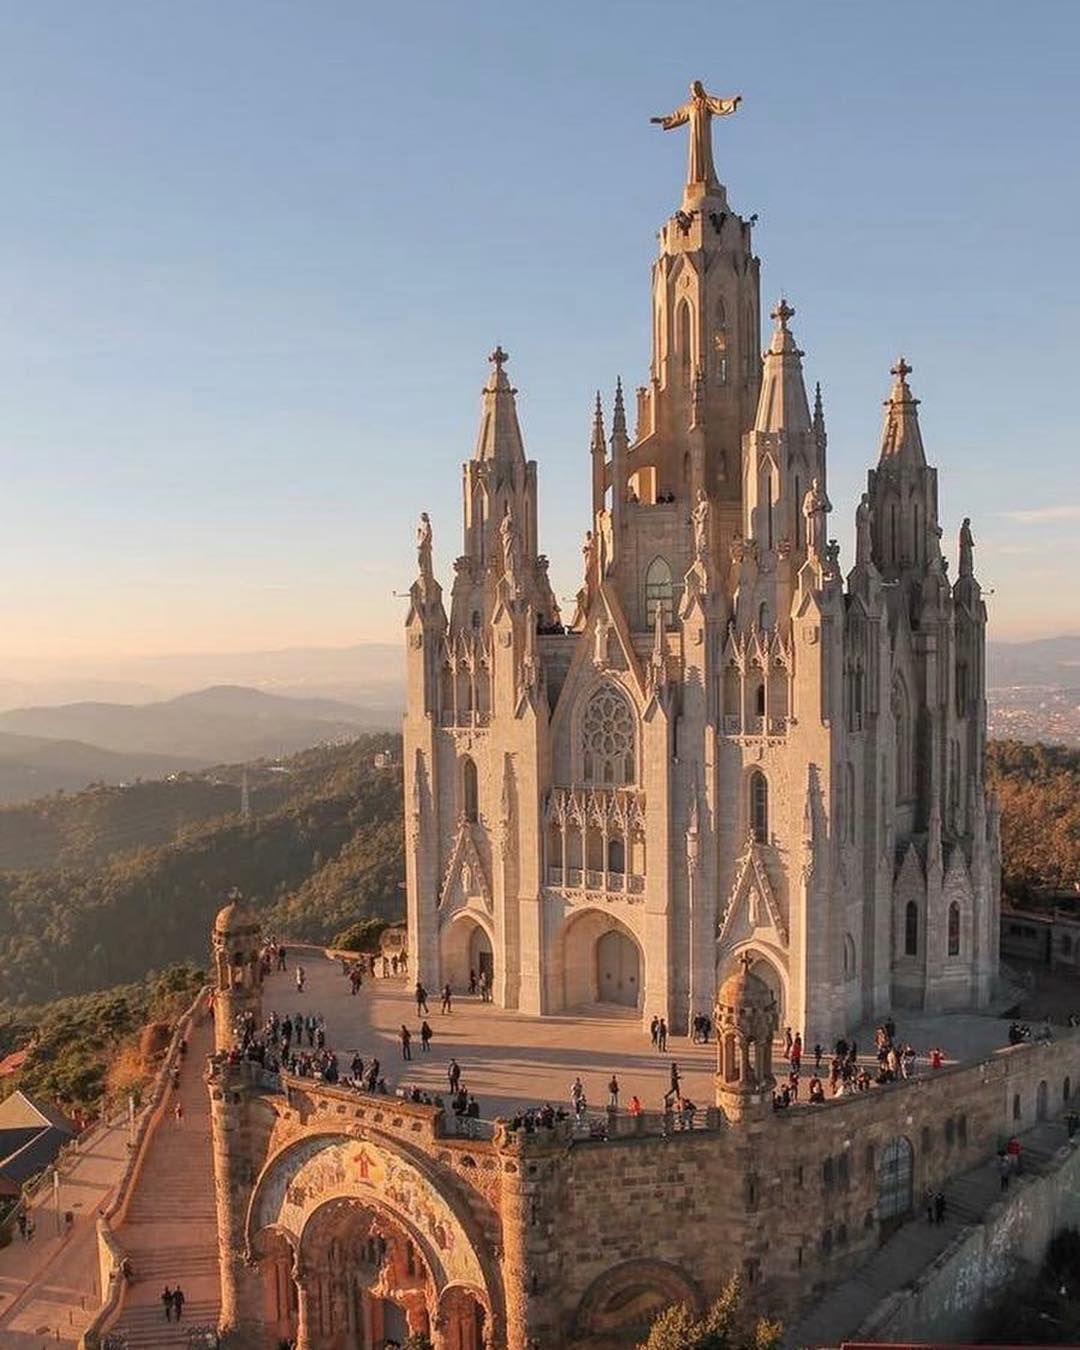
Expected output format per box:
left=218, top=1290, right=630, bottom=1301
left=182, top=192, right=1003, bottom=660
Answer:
left=813, top=381, right=827, bottom=457
left=612, top=376, right=627, bottom=440
left=590, top=391, right=607, bottom=519
left=752, top=298, right=811, bottom=434
left=473, top=345, right=526, bottom=465
left=590, top=391, right=606, bottom=455
left=878, top=356, right=926, bottom=467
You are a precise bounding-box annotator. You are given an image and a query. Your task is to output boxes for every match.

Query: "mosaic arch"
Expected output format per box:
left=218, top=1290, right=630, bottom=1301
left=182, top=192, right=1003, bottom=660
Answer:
left=246, top=1132, right=498, bottom=1310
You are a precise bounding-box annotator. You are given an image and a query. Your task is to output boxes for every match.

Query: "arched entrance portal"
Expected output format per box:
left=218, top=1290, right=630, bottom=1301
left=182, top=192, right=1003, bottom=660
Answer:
left=441, top=912, right=495, bottom=994
left=596, top=929, right=640, bottom=1007
left=562, top=911, right=644, bottom=1011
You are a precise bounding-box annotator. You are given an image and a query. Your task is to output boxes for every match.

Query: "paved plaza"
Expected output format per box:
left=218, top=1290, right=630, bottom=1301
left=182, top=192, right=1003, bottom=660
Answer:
left=269, top=948, right=1023, bottom=1120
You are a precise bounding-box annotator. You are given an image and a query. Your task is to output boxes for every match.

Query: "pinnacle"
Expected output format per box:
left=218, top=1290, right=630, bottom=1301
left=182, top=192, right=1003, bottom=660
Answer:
left=591, top=391, right=606, bottom=454
left=612, top=377, right=628, bottom=438
left=878, top=355, right=926, bottom=467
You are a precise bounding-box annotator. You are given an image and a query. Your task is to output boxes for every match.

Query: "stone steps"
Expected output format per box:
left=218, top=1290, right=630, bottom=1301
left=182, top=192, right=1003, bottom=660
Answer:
left=112, top=1299, right=220, bottom=1348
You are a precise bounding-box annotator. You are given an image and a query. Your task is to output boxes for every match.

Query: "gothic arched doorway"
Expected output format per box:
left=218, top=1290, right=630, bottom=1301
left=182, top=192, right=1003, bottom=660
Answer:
left=441, top=912, right=495, bottom=994
left=596, top=929, right=641, bottom=1007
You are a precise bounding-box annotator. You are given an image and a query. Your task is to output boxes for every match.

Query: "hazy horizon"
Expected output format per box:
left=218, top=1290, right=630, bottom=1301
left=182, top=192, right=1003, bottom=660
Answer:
left=2, top=2, right=1079, bottom=663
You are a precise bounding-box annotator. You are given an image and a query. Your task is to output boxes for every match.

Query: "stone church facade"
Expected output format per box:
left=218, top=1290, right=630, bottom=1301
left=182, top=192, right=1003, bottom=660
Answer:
left=404, top=84, right=1000, bottom=1043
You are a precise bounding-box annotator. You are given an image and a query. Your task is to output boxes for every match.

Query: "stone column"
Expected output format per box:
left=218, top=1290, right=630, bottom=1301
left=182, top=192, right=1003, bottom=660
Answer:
left=294, top=1265, right=315, bottom=1350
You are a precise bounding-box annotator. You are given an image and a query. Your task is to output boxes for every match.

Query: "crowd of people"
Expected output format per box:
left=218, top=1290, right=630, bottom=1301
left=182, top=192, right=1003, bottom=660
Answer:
left=772, top=1019, right=944, bottom=1110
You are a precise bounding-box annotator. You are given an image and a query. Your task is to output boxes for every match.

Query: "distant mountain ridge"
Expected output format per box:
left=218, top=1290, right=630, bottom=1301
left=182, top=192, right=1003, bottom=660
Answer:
left=0, top=685, right=398, bottom=800
left=987, top=636, right=1080, bottom=689
left=0, top=731, right=198, bottom=805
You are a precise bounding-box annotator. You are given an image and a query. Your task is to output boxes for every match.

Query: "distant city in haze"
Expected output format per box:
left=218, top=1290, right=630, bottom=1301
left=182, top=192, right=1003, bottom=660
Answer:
left=1, top=2, right=1078, bottom=671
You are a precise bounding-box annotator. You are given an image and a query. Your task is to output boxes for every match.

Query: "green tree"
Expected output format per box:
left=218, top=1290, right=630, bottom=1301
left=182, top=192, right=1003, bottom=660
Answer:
left=638, top=1280, right=782, bottom=1350
left=332, top=917, right=390, bottom=952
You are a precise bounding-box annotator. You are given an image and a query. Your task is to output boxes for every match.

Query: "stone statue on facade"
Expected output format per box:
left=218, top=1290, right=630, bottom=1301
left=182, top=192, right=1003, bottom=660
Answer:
left=959, top=516, right=975, bottom=578
left=802, top=477, right=831, bottom=559
left=855, top=492, right=873, bottom=567
left=651, top=80, right=741, bottom=189
left=499, top=508, right=518, bottom=590
left=416, top=511, right=433, bottom=581
left=691, top=488, right=711, bottom=561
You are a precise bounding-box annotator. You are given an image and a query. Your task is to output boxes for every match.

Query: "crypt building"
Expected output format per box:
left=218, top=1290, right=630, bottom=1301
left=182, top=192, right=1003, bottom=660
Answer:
left=403, top=83, right=1000, bottom=1042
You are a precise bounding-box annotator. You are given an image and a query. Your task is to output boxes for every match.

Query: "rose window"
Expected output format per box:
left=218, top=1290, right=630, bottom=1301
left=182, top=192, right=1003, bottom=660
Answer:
left=582, top=687, right=636, bottom=785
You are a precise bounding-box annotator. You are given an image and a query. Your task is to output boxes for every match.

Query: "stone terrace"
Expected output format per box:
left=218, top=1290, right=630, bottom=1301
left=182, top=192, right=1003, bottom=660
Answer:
left=263, top=949, right=1021, bottom=1121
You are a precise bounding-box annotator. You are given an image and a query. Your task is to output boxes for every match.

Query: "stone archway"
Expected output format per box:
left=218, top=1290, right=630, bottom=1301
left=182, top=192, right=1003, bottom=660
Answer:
left=246, top=1133, right=500, bottom=1350
left=440, top=911, right=495, bottom=994
left=572, top=1257, right=701, bottom=1346
left=561, top=910, right=644, bottom=1011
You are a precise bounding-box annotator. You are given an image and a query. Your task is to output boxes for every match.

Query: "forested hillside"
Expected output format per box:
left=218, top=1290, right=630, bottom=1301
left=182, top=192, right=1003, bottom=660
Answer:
left=987, top=740, right=1080, bottom=900
left=0, top=734, right=404, bottom=1006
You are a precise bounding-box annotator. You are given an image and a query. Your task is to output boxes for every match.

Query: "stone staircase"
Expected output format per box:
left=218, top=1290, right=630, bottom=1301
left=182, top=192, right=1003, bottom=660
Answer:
left=111, top=1015, right=221, bottom=1346
left=787, top=1119, right=1070, bottom=1348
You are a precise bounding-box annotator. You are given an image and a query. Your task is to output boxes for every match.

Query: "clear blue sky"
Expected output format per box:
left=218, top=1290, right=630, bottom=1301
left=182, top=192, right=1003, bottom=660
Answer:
left=2, top=0, right=1078, bottom=661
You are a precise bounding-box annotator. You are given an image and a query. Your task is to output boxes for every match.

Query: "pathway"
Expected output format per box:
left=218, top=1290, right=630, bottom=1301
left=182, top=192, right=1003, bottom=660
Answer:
left=107, top=1014, right=219, bottom=1348
left=0, top=1110, right=129, bottom=1348
left=787, top=1116, right=1072, bottom=1348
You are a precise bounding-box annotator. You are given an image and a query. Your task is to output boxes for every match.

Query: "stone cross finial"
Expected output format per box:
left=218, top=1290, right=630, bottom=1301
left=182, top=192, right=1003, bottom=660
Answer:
left=489, top=345, right=509, bottom=371
left=891, top=356, right=913, bottom=383
left=771, top=297, right=795, bottom=329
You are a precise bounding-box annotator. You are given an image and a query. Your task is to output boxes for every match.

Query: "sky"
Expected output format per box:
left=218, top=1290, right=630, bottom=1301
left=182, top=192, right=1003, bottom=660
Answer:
left=2, top=0, right=1078, bottom=665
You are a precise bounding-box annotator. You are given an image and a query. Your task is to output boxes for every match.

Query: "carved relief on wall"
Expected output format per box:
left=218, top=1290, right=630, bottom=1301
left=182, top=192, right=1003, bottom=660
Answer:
left=248, top=1134, right=488, bottom=1293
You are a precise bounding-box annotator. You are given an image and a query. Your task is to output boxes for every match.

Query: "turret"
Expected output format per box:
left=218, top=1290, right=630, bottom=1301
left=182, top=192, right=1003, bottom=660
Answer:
left=738, top=299, right=819, bottom=629
left=867, top=358, right=942, bottom=582
left=211, top=891, right=263, bottom=1055
left=714, top=953, right=779, bottom=1123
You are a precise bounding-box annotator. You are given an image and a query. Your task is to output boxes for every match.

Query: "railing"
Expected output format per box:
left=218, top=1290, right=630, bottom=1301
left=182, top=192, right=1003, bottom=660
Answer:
left=438, top=711, right=491, bottom=728
left=720, top=715, right=789, bottom=738
left=545, top=868, right=646, bottom=898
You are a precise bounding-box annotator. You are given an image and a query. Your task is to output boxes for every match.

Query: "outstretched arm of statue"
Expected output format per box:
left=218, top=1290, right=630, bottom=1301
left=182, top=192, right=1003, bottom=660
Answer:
left=704, top=94, right=741, bottom=117
left=650, top=106, right=689, bottom=129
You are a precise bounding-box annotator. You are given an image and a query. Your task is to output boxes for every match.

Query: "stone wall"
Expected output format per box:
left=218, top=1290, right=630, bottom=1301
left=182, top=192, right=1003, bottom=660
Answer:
left=213, top=1032, right=1080, bottom=1349
left=858, top=1131, right=1080, bottom=1344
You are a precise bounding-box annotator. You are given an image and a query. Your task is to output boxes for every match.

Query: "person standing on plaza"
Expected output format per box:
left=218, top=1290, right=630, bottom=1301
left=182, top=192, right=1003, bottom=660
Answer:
left=608, top=1074, right=619, bottom=1109
left=420, top=1020, right=433, bottom=1052
left=400, top=1025, right=412, bottom=1061
left=416, top=981, right=429, bottom=1015
left=162, top=1286, right=173, bottom=1322
left=172, top=1285, right=185, bottom=1322
left=295, top=964, right=305, bottom=994
left=650, top=1015, right=659, bottom=1049
left=448, top=1058, right=461, bottom=1093
left=441, top=982, right=453, bottom=1014
left=658, top=1017, right=668, bottom=1052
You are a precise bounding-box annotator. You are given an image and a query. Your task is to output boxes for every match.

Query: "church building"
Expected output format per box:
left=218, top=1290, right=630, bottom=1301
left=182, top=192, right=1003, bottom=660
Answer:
left=402, top=81, right=1000, bottom=1042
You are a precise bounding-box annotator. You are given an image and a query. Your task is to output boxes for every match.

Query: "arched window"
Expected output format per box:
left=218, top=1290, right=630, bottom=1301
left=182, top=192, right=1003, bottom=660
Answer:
left=750, top=771, right=769, bottom=843
left=758, top=602, right=771, bottom=631
left=462, top=756, right=478, bottom=822
left=582, top=685, right=637, bottom=786
left=743, top=303, right=756, bottom=382
left=754, top=682, right=766, bottom=718
left=904, top=901, right=918, bottom=957
left=843, top=933, right=857, bottom=982
left=1012, top=1092, right=1022, bottom=1121
left=845, top=762, right=856, bottom=843
left=676, top=299, right=693, bottom=384
left=893, top=679, right=912, bottom=800
left=947, top=902, right=960, bottom=957
left=714, top=297, right=728, bottom=384
left=644, top=557, right=674, bottom=630
left=607, top=837, right=625, bottom=875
